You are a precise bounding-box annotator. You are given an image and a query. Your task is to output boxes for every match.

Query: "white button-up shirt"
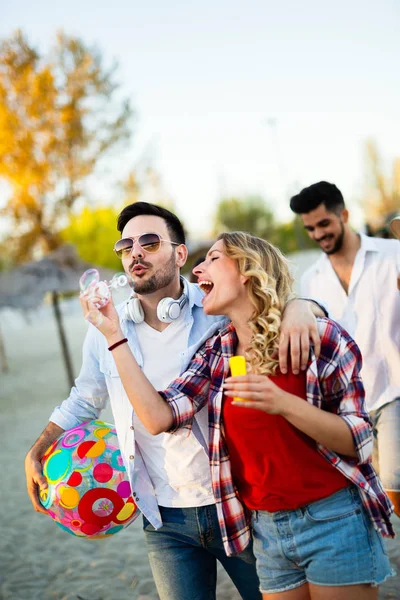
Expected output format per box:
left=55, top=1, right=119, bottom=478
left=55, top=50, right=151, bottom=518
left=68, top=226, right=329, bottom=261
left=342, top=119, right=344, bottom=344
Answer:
left=301, top=234, right=400, bottom=412
left=50, top=279, right=227, bottom=529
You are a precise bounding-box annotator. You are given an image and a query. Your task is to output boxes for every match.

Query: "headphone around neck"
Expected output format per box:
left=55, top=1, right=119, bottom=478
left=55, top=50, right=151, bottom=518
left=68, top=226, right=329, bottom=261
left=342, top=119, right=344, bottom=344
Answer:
left=124, top=277, right=188, bottom=324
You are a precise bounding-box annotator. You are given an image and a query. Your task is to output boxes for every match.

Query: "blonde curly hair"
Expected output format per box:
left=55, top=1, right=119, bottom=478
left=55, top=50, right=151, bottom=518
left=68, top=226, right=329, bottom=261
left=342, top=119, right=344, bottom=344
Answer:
left=218, top=232, right=294, bottom=375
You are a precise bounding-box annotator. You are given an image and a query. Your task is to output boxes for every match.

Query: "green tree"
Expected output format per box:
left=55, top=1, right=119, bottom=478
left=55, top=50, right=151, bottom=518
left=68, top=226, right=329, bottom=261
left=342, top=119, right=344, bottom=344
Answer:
left=61, top=205, right=122, bottom=270
left=273, top=218, right=317, bottom=254
left=213, top=195, right=316, bottom=254
left=0, top=30, right=133, bottom=263
left=213, top=196, right=276, bottom=239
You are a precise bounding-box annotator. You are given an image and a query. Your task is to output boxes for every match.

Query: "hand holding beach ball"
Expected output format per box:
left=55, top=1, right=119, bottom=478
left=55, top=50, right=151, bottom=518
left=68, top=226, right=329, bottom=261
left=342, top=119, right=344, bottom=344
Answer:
left=39, top=420, right=139, bottom=538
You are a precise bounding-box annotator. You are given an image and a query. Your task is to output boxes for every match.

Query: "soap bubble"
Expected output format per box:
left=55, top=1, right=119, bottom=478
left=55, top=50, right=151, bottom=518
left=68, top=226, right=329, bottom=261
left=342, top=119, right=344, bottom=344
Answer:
left=79, top=269, right=132, bottom=308
left=79, top=268, right=99, bottom=293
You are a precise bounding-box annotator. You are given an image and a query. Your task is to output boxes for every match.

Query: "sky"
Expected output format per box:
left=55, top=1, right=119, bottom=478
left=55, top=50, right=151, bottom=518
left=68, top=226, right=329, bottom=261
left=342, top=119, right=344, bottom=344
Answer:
left=1, top=0, right=400, bottom=237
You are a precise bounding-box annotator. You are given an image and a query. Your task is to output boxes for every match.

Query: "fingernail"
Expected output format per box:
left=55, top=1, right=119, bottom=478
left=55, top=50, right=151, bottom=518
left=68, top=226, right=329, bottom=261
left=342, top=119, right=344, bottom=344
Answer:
left=293, top=369, right=299, bottom=375
left=281, top=368, right=287, bottom=374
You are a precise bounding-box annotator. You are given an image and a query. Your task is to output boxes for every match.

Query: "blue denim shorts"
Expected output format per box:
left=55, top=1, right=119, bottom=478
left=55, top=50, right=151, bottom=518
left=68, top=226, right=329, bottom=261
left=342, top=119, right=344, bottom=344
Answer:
left=251, top=486, right=395, bottom=594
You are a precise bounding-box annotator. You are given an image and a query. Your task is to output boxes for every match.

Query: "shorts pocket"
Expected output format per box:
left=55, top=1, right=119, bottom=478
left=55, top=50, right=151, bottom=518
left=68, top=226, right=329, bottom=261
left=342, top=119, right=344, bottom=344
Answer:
left=305, top=488, right=361, bottom=523
left=375, top=530, right=389, bottom=556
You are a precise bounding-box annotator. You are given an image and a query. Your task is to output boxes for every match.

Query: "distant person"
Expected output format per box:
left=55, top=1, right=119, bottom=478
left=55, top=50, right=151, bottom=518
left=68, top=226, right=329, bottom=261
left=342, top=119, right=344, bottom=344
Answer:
left=290, top=181, right=400, bottom=516
left=25, top=202, right=324, bottom=600
left=81, top=231, right=394, bottom=599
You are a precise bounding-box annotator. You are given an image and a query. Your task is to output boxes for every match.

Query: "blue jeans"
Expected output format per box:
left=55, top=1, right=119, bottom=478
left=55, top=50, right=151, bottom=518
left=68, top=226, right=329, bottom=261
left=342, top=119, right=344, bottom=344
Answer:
left=143, top=504, right=261, bottom=600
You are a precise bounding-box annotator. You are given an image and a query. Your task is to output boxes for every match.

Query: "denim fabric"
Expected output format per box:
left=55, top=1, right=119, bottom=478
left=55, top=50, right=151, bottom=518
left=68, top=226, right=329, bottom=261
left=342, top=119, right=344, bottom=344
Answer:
left=143, top=504, right=261, bottom=600
left=371, top=398, right=400, bottom=492
left=251, top=487, right=395, bottom=594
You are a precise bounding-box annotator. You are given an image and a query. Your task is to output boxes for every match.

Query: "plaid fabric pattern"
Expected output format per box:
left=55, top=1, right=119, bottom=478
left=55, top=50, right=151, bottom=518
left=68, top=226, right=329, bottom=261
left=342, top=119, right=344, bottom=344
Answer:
left=159, top=317, right=395, bottom=556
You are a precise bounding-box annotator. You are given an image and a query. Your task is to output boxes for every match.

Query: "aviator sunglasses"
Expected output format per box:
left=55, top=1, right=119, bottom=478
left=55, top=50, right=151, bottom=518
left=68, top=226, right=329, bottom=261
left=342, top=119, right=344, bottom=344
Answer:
left=113, top=232, right=179, bottom=259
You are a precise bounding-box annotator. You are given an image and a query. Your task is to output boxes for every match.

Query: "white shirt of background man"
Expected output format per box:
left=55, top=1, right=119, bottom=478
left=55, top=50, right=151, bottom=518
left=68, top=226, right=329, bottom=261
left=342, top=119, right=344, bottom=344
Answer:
left=301, top=234, right=400, bottom=412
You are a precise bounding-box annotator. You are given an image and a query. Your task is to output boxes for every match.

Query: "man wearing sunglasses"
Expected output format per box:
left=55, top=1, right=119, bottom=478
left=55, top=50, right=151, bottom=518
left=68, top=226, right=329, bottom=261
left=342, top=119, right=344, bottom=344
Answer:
left=25, top=202, right=325, bottom=600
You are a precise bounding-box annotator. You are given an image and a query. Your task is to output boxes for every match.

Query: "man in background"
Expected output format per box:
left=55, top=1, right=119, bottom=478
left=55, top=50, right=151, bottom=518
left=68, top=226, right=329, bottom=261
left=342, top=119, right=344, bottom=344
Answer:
left=290, top=181, right=400, bottom=516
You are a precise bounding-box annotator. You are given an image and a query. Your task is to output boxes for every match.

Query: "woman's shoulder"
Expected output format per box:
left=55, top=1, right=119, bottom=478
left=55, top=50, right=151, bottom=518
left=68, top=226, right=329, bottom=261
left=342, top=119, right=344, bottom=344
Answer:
left=315, top=316, right=362, bottom=362
left=316, top=315, right=351, bottom=340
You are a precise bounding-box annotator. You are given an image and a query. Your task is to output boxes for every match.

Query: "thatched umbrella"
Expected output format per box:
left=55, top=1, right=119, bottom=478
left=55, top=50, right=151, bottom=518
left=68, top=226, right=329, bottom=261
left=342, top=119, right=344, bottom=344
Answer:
left=0, top=245, right=114, bottom=387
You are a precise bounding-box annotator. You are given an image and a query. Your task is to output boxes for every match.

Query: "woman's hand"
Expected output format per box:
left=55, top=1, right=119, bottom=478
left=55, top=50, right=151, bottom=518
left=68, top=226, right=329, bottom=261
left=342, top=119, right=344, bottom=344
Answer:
left=79, top=292, right=123, bottom=344
left=223, top=374, right=292, bottom=414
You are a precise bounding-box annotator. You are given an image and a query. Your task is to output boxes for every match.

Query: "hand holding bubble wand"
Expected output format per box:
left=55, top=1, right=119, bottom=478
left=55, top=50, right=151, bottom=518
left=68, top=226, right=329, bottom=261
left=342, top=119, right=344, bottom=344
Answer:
left=79, top=268, right=132, bottom=328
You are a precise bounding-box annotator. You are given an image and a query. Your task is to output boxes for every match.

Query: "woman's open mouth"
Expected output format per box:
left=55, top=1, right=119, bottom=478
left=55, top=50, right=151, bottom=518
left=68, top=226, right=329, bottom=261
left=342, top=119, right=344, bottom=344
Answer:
left=198, top=280, right=214, bottom=299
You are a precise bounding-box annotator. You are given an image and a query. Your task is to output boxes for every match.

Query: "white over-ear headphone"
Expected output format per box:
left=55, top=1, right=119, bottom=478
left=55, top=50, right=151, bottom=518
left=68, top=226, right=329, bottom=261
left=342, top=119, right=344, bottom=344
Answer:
left=124, top=277, right=188, bottom=324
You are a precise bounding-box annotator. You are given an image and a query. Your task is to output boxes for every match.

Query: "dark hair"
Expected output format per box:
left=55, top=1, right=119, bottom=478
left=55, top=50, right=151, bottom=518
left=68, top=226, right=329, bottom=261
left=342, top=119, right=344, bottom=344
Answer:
left=117, top=202, right=186, bottom=244
left=290, top=182, right=345, bottom=215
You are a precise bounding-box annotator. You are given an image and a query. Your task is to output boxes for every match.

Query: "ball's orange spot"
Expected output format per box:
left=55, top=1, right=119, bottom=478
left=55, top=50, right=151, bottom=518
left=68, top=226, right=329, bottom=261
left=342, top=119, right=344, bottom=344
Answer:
left=85, top=439, right=106, bottom=458
left=60, top=487, right=80, bottom=509
left=77, top=440, right=96, bottom=459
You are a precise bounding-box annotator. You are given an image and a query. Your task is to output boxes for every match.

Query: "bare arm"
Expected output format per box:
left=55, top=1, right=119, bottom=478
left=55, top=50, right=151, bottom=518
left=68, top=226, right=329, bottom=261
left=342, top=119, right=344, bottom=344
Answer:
left=82, top=294, right=174, bottom=434
left=281, top=392, right=357, bottom=457
left=25, top=422, right=65, bottom=513
left=106, top=338, right=174, bottom=434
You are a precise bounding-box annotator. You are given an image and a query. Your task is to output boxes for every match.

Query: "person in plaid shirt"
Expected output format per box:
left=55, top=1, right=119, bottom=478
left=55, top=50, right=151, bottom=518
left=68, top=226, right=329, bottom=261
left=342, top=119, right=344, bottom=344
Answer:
left=84, top=231, right=395, bottom=599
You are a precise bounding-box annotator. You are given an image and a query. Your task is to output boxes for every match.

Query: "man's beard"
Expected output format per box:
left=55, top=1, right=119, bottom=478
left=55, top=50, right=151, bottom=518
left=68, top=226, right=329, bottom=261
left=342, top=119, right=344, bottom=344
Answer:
left=131, top=250, right=176, bottom=295
left=321, top=222, right=345, bottom=255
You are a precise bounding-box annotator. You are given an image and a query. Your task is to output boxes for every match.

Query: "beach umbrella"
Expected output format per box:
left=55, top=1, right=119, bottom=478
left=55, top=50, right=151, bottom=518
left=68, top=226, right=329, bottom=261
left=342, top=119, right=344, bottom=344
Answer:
left=0, top=244, right=114, bottom=387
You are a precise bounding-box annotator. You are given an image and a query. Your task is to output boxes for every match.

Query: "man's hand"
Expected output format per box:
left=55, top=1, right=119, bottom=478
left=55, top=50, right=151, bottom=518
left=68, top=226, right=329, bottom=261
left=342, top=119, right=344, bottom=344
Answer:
left=24, top=451, right=48, bottom=514
left=279, top=299, right=321, bottom=375
left=25, top=422, right=64, bottom=514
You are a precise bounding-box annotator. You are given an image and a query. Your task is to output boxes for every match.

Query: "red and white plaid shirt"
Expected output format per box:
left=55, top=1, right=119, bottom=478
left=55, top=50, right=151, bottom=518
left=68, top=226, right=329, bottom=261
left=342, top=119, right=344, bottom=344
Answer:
left=159, top=317, right=395, bottom=556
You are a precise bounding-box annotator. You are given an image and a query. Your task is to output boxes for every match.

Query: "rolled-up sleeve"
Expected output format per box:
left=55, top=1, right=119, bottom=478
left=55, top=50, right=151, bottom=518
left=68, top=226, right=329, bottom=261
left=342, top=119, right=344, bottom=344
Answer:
left=159, top=346, right=211, bottom=434
left=50, top=325, right=109, bottom=430
left=319, top=321, right=373, bottom=464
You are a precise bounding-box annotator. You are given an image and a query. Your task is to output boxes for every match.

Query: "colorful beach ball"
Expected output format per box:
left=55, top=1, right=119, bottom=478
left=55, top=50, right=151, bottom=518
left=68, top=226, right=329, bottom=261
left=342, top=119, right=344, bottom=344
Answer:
left=39, top=420, right=139, bottom=538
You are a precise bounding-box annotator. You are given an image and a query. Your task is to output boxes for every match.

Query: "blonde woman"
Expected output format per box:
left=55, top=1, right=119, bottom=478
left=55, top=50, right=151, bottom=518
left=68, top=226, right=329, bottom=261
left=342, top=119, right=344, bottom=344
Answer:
left=82, top=232, right=395, bottom=600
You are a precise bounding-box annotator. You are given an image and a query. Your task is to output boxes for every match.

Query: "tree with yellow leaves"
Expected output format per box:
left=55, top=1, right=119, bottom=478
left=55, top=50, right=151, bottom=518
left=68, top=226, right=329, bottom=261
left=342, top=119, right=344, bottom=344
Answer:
left=363, top=139, right=400, bottom=233
left=0, top=30, right=133, bottom=262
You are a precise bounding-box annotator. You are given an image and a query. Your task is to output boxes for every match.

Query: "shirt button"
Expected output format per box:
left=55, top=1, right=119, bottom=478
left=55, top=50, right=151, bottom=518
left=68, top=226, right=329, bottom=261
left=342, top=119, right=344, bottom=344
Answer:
left=136, top=498, right=140, bottom=502
left=130, top=426, right=134, bottom=430
left=129, top=455, right=134, bottom=460
left=133, top=492, right=136, bottom=497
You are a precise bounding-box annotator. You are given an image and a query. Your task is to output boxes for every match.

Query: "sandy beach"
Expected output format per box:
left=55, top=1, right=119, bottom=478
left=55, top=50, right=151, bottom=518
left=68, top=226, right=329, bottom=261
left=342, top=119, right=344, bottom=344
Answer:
left=0, top=298, right=399, bottom=599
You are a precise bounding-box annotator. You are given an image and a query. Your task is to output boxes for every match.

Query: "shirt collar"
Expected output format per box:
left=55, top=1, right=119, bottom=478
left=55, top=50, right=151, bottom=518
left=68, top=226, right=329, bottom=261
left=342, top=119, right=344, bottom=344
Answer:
left=359, top=233, right=379, bottom=252
left=314, top=232, right=378, bottom=272
left=218, top=322, right=238, bottom=357
left=185, top=278, right=206, bottom=308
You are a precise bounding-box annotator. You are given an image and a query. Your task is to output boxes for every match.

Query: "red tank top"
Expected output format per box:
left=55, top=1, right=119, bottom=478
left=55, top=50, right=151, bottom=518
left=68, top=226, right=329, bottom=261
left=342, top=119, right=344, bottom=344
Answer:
left=223, top=369, right=349, bottom=511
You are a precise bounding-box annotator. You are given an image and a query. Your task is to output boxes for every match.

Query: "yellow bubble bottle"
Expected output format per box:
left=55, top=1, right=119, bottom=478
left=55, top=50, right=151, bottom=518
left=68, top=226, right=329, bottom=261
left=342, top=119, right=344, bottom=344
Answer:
left=228, top=356, right=248, bottom=402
